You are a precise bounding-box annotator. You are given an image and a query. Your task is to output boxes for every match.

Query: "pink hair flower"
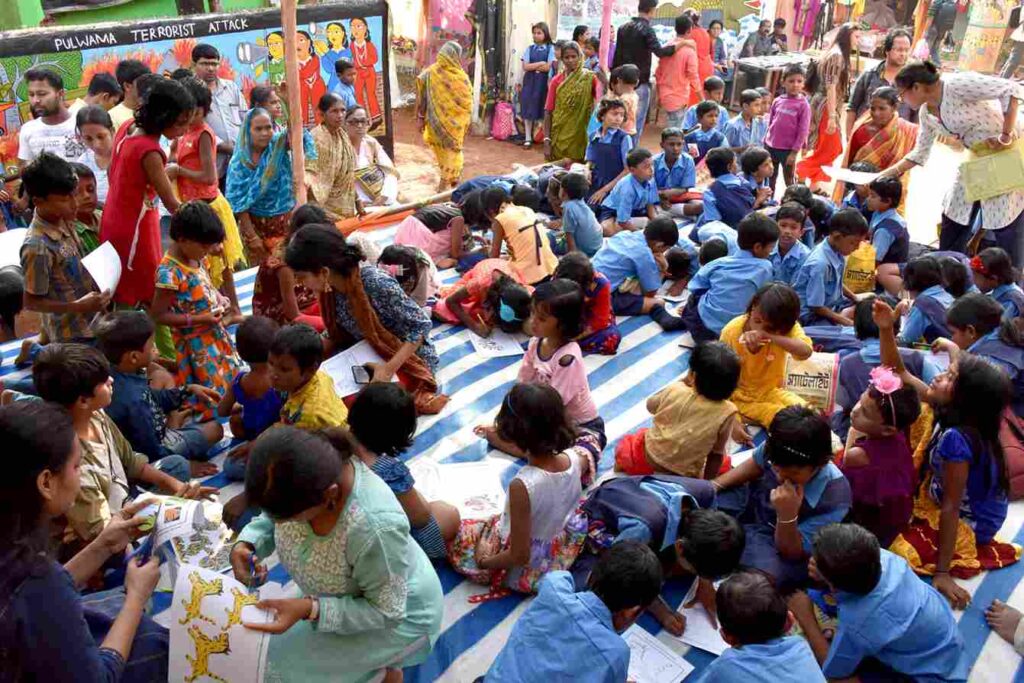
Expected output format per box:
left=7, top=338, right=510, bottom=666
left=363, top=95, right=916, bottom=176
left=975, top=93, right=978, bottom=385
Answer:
left=869, top=366, right=902, bottom=395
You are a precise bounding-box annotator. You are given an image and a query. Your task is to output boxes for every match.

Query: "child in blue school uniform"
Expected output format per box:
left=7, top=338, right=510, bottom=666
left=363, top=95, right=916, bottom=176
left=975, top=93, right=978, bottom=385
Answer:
left=653, top=127, right=697, bottom=218
left=781, top=183, right=836, bottom=247
left=788, top=524, right=970, bottom=682
left=840, top=160, right=879, bottom=221
left=866, top=176, right=909, bottom=296
left=712, top=405, right=852, bottom=590
left=685, top=101, right=727, bottom=165
left=585, top=98, right=633, bottom=207
left=793, top=208, right=868, bottom=326
left=694, top=569, right=826, bottom=683
left=970, top=246, right=1024, bottom=320
left=592, top=216, right=679, bottom=316
left=769, top=202, right=810, bottom=285
left=597, top=148, right=660, bottom=236
left=897, top=256, right=954, bottom=345
left=682, top=76, right=730, bottom=133
left=693, top=221, right=739, bottom=255
left=652, top=212, right=778, bottom=340
left=724, top=89, right=768, bottom=149
left=482, top=541, right=663, bottom=683
left=557, top=172, right=604, bottom=257
left=738, top=146, right=776, bottom=207
left=700, top=148, right=770, bottom=229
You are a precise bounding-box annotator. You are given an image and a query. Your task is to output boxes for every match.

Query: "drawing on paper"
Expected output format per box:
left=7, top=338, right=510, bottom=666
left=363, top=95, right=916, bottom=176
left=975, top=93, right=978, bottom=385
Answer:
left=179, top=571, right=224, bottom=626
left=223, top=588, right=261, bottom=630
left=184, top=624, right=231, bottom=683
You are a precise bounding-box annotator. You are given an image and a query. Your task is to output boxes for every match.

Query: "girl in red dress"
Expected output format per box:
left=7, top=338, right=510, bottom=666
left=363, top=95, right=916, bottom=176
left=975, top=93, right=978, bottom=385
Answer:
left=297, top=30, right=327, bottom=127
left=350, top=17, right=381, bottom=121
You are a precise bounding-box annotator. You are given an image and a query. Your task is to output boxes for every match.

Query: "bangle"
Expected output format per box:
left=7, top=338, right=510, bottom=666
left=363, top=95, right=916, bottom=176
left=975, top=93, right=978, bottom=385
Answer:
left=185, top=313, right=191, bottom=327
left=543, top=137, right=551, bottom=142
left=306, top=597, right=319, bottom=621
left=1000, top=132, right=1013, bottom=144
left=777, top=515, right=799, bottom=525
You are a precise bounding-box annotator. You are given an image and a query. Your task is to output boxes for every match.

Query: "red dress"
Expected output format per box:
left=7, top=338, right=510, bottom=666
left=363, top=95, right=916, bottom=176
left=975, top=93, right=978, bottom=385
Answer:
left=352, top=39, right=381, bottom=119
left=176, top=123, right=218, bottom=202
left=100, top=127, right=165, bottom=306
left=689, top=27, right=714, bottom=105
left=299, top=56, right=327, bottom=127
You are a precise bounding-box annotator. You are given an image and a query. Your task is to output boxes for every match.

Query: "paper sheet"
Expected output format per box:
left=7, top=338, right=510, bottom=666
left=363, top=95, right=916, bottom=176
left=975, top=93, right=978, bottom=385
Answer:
left=169, top=565, right=278, bottom=683
left=672, top=605, right=730, bottom=656
left=469, top=329, right=525, bottom=358
left=408, top=458, right=509, bottom=518
left=623, top=625, right=694, bottom=683
left=0, top=228, right=26, bottom=269
left=136, top=496, right=232, bottom=591
left=81, top=241, right=122, bottom=293
left=822, top=165, right=881, bottom=186
left=318, top=340, right=390, bottom=397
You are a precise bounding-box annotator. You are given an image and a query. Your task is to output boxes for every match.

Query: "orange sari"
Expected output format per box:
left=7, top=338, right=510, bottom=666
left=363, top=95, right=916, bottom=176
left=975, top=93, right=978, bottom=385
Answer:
left=831, top=112, right=919, bottom=210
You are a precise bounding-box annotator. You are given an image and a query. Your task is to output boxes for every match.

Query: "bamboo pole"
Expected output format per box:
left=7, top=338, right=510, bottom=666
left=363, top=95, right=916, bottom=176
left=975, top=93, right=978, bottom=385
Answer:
left=281, top=0, right=307, bottom=206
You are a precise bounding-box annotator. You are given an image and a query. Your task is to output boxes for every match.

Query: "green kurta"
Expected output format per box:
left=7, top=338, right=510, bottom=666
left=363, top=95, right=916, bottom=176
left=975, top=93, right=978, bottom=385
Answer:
left=238, top=459, right=444, bottom=682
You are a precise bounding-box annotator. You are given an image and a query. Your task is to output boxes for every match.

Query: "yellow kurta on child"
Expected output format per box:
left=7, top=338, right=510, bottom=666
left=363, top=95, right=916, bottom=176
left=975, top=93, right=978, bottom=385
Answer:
left=496, top=204, right=558, bottom=285
left=280, top=370, right=349, bottom=430
left=644, top=381, right=737, bottom=477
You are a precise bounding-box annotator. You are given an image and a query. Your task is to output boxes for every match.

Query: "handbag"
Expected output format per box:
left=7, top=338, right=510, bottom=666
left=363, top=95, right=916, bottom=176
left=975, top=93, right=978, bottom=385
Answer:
left=490, top=101, right=515, bottom=141
left=962, top=139, right=1024, bottom=203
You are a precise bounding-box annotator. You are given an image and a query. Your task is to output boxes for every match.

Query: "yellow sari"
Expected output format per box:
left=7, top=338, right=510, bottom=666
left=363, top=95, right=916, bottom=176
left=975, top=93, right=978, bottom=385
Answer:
left=550, top=66, right=596, bottom=162
left=831, top=112, right=919, bottom=211
left=417, top=41, right=472, bottom=184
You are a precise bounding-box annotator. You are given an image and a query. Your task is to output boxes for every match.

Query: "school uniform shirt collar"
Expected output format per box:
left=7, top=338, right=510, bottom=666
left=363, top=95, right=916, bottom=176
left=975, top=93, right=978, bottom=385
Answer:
left=591, top=128, right=622, bottom=144
left=919, top=284, right=947, bottom=300
left=993, top=283, right=1018, bottom=300
left=628, top=175, right=655, bottom=192
left=654, top=153, right=686, bottom=174
left=576, top=588, right=616, bottom=633
left=860, top=338, right=882, bottom=363
left=716, top=173, right=743, bottom=187
left=870, top=207, right=903, bottom=228
left=753, top=444, right=843, bottom=507
left=637, top=478, right=699, bottom=550
left=822, top=239, right=844, bottom=269
left=968, top=329, right=1002, bottom=353
left=771, top=240, right=806, bottom=262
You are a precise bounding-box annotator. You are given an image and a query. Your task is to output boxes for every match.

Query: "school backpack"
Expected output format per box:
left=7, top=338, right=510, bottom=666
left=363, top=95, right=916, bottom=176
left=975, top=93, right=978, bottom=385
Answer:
left=1001, top=408, right=1024, bottom=500
left=490, top=101, right=515, bottom=141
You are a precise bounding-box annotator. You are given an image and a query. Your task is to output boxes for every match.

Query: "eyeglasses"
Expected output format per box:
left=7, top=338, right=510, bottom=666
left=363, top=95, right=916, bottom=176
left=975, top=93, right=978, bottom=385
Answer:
left=348, top=119, right=370, bottom=126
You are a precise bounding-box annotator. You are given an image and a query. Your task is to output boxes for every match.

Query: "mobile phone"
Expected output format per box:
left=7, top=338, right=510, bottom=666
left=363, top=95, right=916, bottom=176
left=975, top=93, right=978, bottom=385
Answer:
left=352, top=364, right=371, bottom=384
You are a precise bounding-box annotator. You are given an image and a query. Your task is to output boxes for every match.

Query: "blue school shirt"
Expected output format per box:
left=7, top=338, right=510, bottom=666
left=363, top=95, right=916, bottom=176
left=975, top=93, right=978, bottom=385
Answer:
left=991, top=282, right=1024, bottom=320
left=585, top=128, right=633, bottom=167
left=485, top=571, right=629, bottom=683
left=685, top=127, right=727, bottom=163
left=682, top=103, right=730, bottom=133
left=653, top=151, right=696, bottom=191
left=697, top=221, right=739, bottom=255
left=700, top=173, right=747, bottom=226
left=561, top=198, right=604, bottom=257
left=823, top=550, right=969, bottom=682
left=898, top=285, right=954, bottom=346
left=869, top=208, right=907, bottom=262
left=794, top=239, right=846, bottom=322
left=843, top=190, right=872, bottom=221
left=859, top=339, right=941, bottom=383
left=694, top=636, right=826, bottom=683
left=740, top=172, right=776, bottom=207
left=592, top=229, right=663, bottom=293
left=690, top=249, right=774, bottom=334
left=723, top=113, right=768, bottom=148
left=769, top=240, right=810, bottom=285
left=332, top=80, right=358, bottom=109
left=601, top=174, right=659, bottom=224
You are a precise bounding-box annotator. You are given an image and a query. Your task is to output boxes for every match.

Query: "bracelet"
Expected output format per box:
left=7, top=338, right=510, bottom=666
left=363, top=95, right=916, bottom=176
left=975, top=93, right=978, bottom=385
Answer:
left=543, top=137, right=551, bottom=142
left=777, top=515, right=799, bottom=525
left=934, top=569, right=949, bottom=576
left=185, top=313, right=192, bottom=327
left=306, top=597, right=319, bottom=621
left=1000, top=132, right=1013, bottom=144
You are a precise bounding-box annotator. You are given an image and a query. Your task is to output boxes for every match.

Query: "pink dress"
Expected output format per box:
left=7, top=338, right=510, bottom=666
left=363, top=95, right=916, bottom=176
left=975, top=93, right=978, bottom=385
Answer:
left=433, top=258, right=522, bottom=324
left=395, top=214, right=451, bottom=261
left=518, top=339, right=598, bottom=425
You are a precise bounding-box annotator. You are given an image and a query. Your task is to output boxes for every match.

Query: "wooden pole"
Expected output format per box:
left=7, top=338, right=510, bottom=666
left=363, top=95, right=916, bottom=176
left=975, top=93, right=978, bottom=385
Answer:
left=281, top=0, right=307, bottom=206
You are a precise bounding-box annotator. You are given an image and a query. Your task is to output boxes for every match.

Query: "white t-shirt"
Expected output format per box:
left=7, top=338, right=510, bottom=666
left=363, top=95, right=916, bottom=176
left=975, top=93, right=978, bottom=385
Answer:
left=17, top=115, right=85, bottom=163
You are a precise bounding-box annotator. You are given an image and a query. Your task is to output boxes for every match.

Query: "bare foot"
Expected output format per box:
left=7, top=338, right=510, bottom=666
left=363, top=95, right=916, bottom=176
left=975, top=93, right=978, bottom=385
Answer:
left=0, top=389, right=15, bottom=406
left=14, top=338, right=36, bottom=368
left=986, top=599, right=1023, bottom=645
left=189, top=460, right=219, bottom=478
left=382, top=668, right=403, bottom=683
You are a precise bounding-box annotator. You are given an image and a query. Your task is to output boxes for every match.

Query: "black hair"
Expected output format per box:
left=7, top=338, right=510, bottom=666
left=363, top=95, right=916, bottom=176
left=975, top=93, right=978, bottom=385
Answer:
left=661, top=126, right=685, bottom=143
left=481, top=185, right=509, bottom=216
left=296, top=29, right=315, bottom=55
left=179, top=76, right=212, bottom=116
left=806, top=23, right=855, bottom=96
left=87, top=72, right=122, bottom=98
left=348, top=383, right=417, bottom=457
left=572, top=23, right=588, bottom=42
left=554, top=251, right=595, bottom=289
left=849, top=160, right=880, bottom=175
left=699, top=238, right=728, bottom=265
left=775, top=201, right=807, bottom=225
left=737, top=212, right=780, bottom=251
left=24, top=67, right=63, bottom=90
left=589, top=541, right=663, bottom=612
left=975, top=246, right=1017, bottom=285
left=326, top=22, right=349, bottom=49
left=318, top=92, right=346, bottom=114
left=868, top=176, right=902, bottom=208
left=895, top=60, right=941, bottom=90
left=644, top=215, right=679, bottom=247
left=485, top=273, right=532, bottom=334
left=511, top=185, right=541, bottom=211
left=596, top=97, right=627, bottom=122
left=765, top=405, right=832, bottom=468
left=0, top=267, right=24, bottom=334
left=169, top=200, right=226, bottom=245
left=626, top=147, right=653, bottom=169
left=705, top=147, right=735, bottom=177
left=76, top=104, right=114, bottom=133
left=774, top=17, right=787, bottom=27
left=739, top=146, right=771, bottom=176
left=270, top=323, right=323, bottom=371
left=947, top=293, right=1024, bottom=351
left=114, top=59, right=151, bottom=88
left=333, top=59, right=356, bottom=78
left=170, top=68, right=194, bottom=81
left=664, top=247, right=691, bottom=280
left=70, top=161, right=94, bottom=182
left=249, top=84, right=277, bottom=110
left=690, top=341, right=741, bottom=401
left=610, top=64, right=640, bottom=87
left=134, top=73, right=161, bottom=101
left=235, top=315, right=280, bottom=364
left=21, top=152, right=77, bottom=200
left=813, top=523, right=882, bottom=594
left=828, top=208, right=869, bottom=238
left=675, top=14, right=693, bottom=35
left=673, top=508, right=745, bottom=578
left=534, top=21, right=554, bottom=44
left=884, top=27, right=913, bottom=53
left=746, top=281, right=800, bottom=334
left=709, top=18, right=723, bottom=29
left=94, top=310, right=155, bottom=364
left=704, top=76, right=725, bottom=92
left=191, top=43, right=220, bottom=63
left=870, top=85, right=900, bottom=109
left=378, top=245, right=422, bottom=292
left=496, top=383, right=576, bottom=456
left=903, top=256, right=943, bottom=293
left=740, top=88, right=761, bottom=107
left=716, top=570, right=789, bottom=644
left=782, top=184, right=814, bottom=210
left=940, top=256, right=972, bottom=298
left=853, top=294, right=884, bottom=340
left=285, top=225, right=364, bottom=278
left=560, top=172, right=589, bottom=200
left=756, top=87, right=770, bottom=97
left=695, top=100, right=718, bottom=119
left=585, top=37, right=601, bottom=51
left=868, top=382, right=921, bottom=431
left=33, top=343, right=110, bottom=406
left=135, top=77, right=194, bottom=135
left=638, top=0, right=659, bottom=13
left=245, top=427, right=354, bottom=519
left=782, top=63, right=805, bottom=80
left=290, top=203, right=331, bottom=233
left=532, top=279, right=585, bottom=339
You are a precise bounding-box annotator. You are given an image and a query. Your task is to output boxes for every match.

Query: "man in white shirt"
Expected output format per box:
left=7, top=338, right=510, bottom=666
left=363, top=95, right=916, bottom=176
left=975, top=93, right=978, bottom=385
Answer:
left=17, top=67, right=85, bottom=169
left=108, top=59, right=151, bottom=132
left=192, top=43, right=246, bottom=185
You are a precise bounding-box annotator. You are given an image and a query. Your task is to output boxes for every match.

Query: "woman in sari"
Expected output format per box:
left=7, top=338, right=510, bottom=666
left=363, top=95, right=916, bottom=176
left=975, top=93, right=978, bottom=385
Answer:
left=346, top=105, right=399, bottom=206
left=307, top=93, right=361, bottom=220
left=285, top=224, right=448, bottom=415
left=542, top=41, right=598, bottom=163
left=226, top=108, right=316, bottom=266
left=417, top=41, right=472, bottom=192
left=797, top=23, right=859, bottom=191
left=831, top=86, right=918, bottom=208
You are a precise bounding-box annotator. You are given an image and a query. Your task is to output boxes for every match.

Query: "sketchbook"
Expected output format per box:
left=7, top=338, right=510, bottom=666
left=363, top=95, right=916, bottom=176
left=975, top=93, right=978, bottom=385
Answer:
left=623, top=625, right=694, bottom=682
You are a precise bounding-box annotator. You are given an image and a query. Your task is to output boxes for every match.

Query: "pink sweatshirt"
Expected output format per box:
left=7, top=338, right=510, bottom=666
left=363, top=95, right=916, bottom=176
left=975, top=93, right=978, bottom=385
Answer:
left=764, top=93, right=812, bottom=151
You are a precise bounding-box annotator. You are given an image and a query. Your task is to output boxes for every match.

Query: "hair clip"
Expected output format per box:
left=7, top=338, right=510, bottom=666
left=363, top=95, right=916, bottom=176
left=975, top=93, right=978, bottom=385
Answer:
left=868, top=366, right=902, bottom=395
left=381, top=263, right=406, bottom=278
left=772, top=443, right=812, bottom=462
left=499, top=300, right=520, bottom=323
left=970, top=255, right=990, bottom=276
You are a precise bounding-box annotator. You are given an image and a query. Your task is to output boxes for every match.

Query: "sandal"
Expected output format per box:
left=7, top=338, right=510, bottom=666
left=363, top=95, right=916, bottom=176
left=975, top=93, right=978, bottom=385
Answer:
left=523, top=141, right=532, bottom=149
